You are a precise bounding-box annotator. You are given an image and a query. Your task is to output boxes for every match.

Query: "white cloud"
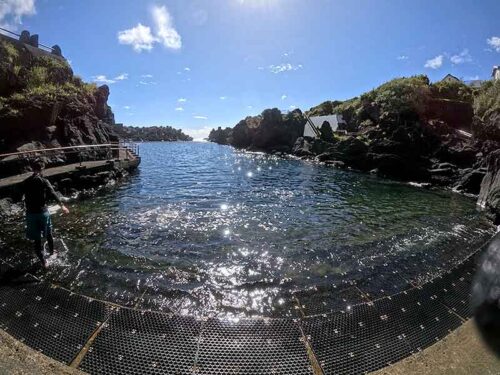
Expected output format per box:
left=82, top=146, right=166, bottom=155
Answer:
left=175, top=107, right=184, bottom=111
left=450, top=49, right=472, bottom=64
left=424, top=55, right=443, bottom=69
left=123, top=105, right=131, bottom=110
left=177, top=98, right=187, bottom=103
left=268, top=63, right=303, bottom=74
left=193, top=115, right=208, bottom=120
left=281, top=94, right=287, bottom=100
left=151, top=5, right=181, bottom=50
left=184, top=67, right=191, bottom=71
left=93, top=73, right=129, bottom=84
left=0, top=0, right=36, bottom=29
left=247, top=105, right=253, bottom=109
left=118, top=5, right=181, bottom=52
left=114, top=73, right=129, bottom=81
left=487, top=36, right=500, bottom=52
left=289, top=105, right=296, bottom=110
left=182, top=126, right=213, bottom=141
left=397, top=55, right=409, bottom=60
left=93, top=75, right=116, bottom=84
left=219, top=96, right=227, bottom=100
left=141, top=74, right=153, bottom=78
left=118, top=23, right=156, bottom=52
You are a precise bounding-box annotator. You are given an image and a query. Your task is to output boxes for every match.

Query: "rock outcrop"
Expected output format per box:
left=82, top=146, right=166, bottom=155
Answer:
left=0, top=37, right=118, bottom=155
left=114, top=124, right=192, bottom=142
left=478, top=150, right=500, bottom=224
left=210, top=108, right=305, bottom=153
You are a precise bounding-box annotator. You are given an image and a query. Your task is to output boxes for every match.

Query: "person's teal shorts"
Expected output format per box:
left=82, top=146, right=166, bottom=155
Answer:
left=26, top=211, right=52, bottom=241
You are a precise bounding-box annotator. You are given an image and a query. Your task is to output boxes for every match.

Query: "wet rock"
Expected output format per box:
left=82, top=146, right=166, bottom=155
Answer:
left=429, top=167, right=454, bottom=176
left=329, top=137, right=369, bottom=170
left=316, top=152, right=335, bottom=162
left=324, top=160, right=346, bottom=168
left=0, top=198, right=22, bottom=218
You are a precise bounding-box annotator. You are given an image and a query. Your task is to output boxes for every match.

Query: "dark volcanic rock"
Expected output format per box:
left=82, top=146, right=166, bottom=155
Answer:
left=212, top=108, right=305, bottom=153
left=454, top=169, right=486, bottom=195
left=329, top=137, right=369, bottom=170
left=478, top=150, right=500, bottom=224
left=473, top=110, right=500, bottom=142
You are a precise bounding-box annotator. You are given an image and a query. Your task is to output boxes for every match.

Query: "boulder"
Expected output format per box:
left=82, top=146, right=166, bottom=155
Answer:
left=478, top=150, right=500, bottom=224
left=0, top=198, right=22, bottom=218
left=454, top=169, right=486, bottom=195
left=369, top=153, right=429, bottom=181
left=472, top=110, right=500, bottom=143
left=330, top=137, right=369, bottom=170
left=324, top=160, right=346, bottom=169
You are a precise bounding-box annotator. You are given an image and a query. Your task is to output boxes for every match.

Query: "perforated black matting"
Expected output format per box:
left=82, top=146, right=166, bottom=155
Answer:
left=80, top=308, right=202, bottom=374
left=294, top=286, right=368, bottom=316
left=373, top=286, right=463, bottom=352
left=196, top=318, right=312, bottom=374
left=3, top=283, right=112, bottom=364
left=302, top=303, right=412, bottom=375
left=0, top=238, right=494, bottom=374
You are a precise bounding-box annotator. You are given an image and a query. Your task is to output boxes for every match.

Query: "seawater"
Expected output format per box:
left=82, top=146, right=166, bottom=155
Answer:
left=0, top=142, right=494, bottom=318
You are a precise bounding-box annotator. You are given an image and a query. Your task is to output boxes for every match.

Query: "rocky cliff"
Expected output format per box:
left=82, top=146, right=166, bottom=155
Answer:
left=0, top=36, right=118, bottom=154
left=209, top=75, right=500, bottom=221
left=478, top=150, right=500, bottom=224
left=114, top=124, right=192, bottom=142
left=208, top=108, right=305, bottom=153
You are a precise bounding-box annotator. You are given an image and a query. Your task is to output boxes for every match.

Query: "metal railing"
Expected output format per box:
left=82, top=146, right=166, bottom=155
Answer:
left=0, top=27, right=56, bottom=54
left=0, top=142, right=140, bottom=179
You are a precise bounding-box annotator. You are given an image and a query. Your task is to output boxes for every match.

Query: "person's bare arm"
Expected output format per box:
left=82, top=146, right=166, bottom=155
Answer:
left=45, top=179, right=69, bottom=214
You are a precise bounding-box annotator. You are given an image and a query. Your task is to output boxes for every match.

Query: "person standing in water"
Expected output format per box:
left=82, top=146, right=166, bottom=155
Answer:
left=22, top=160, right=69, bottom=268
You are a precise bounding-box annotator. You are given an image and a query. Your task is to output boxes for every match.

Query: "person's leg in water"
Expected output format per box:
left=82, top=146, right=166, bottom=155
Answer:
left=34, top=238, right=46, bottom=267
left=46, top=228, right=54, bottom=255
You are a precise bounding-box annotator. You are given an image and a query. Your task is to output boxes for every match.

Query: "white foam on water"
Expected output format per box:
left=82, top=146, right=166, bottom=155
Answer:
left=44, top=238, right=70, bottom=268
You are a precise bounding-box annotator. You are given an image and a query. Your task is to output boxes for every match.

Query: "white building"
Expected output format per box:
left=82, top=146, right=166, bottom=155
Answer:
left=493, top=66, right=500, bottom=81
left=303, top=115, right=346, bottom=138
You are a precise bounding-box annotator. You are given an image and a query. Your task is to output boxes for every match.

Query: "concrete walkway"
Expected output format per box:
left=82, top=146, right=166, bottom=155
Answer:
left=374, top=320, right=500, bottom=375
left=0, top=160, right=113, bottom=189
left=0, top=329, right=85, bottom=375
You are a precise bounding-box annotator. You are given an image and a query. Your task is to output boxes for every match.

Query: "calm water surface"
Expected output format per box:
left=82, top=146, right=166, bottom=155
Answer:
left=0, top=142, right=494, bottom=318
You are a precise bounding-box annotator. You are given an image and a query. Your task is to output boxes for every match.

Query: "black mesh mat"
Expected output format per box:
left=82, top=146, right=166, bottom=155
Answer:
left=302, top=303, right=412, bottom=375
left=294, top=286, right=368, bottom=316
left=80, top=307, right=202, bottom=374
left=0, top=239, right=494, bottom=374
left=196, top=318, right=312, bottom=374
left=373, top=286, right=463, bottom=352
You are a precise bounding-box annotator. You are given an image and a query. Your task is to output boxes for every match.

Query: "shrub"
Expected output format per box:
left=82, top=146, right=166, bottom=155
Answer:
left=431, top=80, right=473, bottom=102
left=474, top=80, right=500, bottom=119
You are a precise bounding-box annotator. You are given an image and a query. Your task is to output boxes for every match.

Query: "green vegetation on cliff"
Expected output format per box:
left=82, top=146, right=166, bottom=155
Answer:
left=114, top=125, right=192, bottom=142
left=0, top=37, right=117, bottom=152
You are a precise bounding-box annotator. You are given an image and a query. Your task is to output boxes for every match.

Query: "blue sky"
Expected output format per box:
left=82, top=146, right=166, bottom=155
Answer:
left=1, top=0, right=500, bottom=139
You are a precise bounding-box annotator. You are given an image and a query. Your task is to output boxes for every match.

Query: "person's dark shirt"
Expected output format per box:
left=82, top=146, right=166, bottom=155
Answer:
left=22, top=174, right=62, bottom=214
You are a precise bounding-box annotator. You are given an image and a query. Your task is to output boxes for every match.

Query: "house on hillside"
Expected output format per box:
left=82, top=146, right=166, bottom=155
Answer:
left=465, top=79, right=485, bottom=88
left=440, top=74, right=461, bottom=84
left=493, top=66, right=500, bottom=81
left=303, top=115, right=346, bottom=138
